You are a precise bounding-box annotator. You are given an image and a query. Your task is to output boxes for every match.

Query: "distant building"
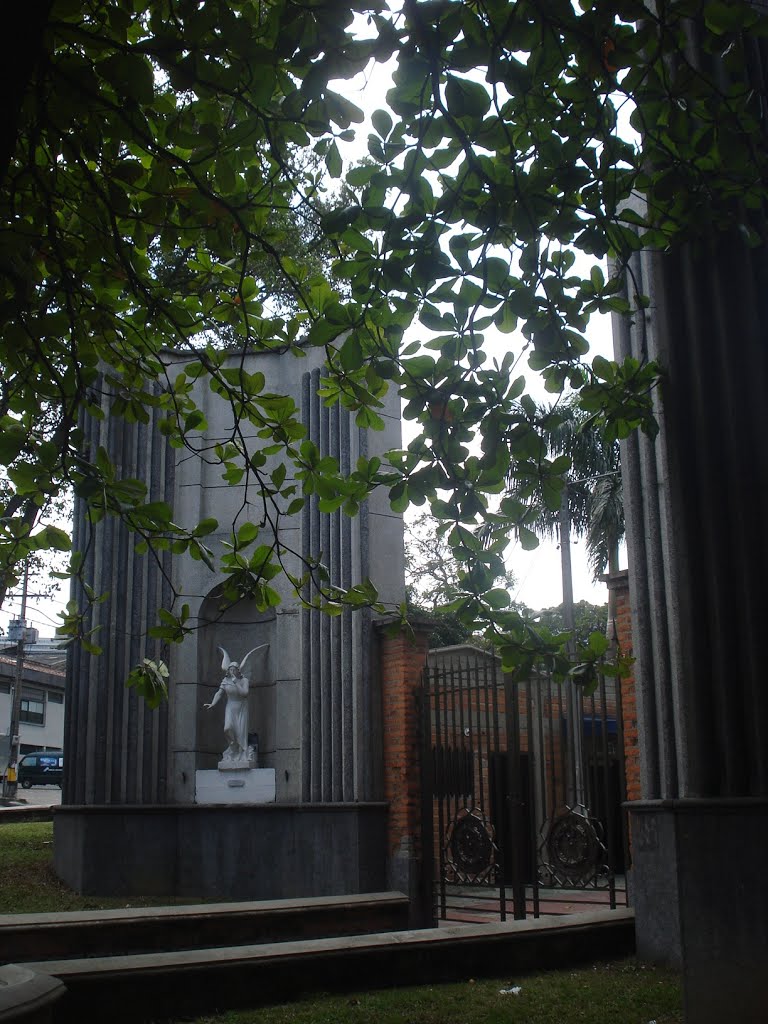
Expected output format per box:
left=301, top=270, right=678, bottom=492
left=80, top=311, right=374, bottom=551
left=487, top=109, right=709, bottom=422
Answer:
left=0, top=619, right=66, bottom=759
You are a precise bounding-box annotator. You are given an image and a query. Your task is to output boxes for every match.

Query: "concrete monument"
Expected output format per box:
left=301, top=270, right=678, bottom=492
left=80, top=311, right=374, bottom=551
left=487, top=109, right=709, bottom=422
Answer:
left=55, top=345, right=403, bottom=900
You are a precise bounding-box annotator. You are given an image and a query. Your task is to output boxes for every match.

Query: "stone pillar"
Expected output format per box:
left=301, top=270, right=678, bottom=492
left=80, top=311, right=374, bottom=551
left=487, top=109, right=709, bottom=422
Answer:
left=613, top=216, right=768, bottom=1021
left=376, top=618, right=432, bottom=924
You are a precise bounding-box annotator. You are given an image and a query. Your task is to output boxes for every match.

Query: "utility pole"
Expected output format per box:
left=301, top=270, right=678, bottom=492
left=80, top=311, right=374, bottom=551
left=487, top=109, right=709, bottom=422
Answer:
left=3, top=562, right=29, bottom=799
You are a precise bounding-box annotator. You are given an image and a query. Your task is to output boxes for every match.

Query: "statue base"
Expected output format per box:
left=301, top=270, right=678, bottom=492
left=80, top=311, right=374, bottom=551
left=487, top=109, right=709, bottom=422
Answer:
left=194, top=768, right=276, bottom=805
left=217, top=756, right=252, bottom=771
left=217, top=740, right=258, bottom=771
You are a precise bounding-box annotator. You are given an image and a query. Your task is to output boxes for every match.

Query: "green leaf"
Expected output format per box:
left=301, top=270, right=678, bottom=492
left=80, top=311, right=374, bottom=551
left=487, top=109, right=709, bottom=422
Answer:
left=592, top=355, right=615, bottom=382
left=126, top=659, right=169, bottom=709
left=99, top=53, right=154, bottom=104
left=484, top=257, right=510, bottom=291
left=518, top=526, right=539, bottom=551
left=0, top=427, right=27, bottom=465
left=445, top=75, right=491, bottom=119
left=237, top=522, right=259, bottom=545
left=485, top=588, right=511, bottom=609
left=372, top=109, right=393, bottom=138
left=193, top=517, right=219, bottom=537
left=704, top=0, right=751, bottom=33
left=494, top=304, right=518, bottom=334
left=41, top=526, right=71, bottom=552
left=339, top=333, right=364, bottom=371
left=271, top=462, right=287, bottom=489
left=326, top=141, right=342, bottom=179
left=346, top=164, right=377, bottom=187
left=389, top=483, right=409, bottom=513
left=588, top=631, right=610, bottom=656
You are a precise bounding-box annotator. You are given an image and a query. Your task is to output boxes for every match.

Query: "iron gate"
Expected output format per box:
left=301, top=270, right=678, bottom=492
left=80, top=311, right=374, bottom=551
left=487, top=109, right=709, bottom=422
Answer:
left=420, top=646, right=629, bottom=924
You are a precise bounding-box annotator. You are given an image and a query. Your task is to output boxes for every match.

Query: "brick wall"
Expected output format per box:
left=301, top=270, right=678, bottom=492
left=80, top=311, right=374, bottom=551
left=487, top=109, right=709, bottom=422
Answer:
left=607, top=570, right=640, bottom=802
left=377, top=622, right=431, bottom=884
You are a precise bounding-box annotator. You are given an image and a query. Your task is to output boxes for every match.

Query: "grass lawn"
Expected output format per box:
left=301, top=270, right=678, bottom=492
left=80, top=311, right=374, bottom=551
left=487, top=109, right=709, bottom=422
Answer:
left=186, top=961, right=682, bottom=1024
left=0, top=821, right=190, bottom=913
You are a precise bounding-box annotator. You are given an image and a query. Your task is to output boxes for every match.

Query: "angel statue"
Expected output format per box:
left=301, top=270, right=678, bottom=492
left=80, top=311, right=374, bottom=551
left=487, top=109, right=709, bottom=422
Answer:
left=203, top=644, right=269, bottom=769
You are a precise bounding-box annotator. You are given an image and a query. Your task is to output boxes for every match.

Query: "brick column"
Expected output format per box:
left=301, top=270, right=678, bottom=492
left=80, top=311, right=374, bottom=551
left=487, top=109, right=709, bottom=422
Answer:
left=375, top=618, right=432, bottom=921
left=606, top=570, right=640, bottom=803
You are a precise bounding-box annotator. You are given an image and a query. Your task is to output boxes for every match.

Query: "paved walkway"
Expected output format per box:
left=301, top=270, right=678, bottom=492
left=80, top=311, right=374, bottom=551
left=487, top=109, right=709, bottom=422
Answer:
left=434, top=881, right=628, bottom=924
left=0, top=785, right=60, bottom=808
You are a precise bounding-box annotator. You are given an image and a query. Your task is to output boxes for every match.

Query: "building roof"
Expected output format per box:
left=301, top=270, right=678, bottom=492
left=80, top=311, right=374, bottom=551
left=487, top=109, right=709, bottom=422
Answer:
left=0, top=651, right=66, bottom=686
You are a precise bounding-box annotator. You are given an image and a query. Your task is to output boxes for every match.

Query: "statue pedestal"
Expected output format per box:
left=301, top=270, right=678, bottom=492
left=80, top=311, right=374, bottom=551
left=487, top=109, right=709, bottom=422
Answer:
left=194, top=768, right=276, bottom=805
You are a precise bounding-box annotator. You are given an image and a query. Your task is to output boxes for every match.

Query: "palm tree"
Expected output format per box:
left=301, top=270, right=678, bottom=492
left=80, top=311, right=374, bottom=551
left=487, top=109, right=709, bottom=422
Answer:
left=515, top=398, right=623, bottom=581
left=501, top=397, right=623, bottom=812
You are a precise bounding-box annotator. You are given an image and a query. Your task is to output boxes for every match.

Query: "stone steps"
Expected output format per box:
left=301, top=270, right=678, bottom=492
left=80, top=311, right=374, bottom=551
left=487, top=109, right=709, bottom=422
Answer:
left=0, top=891, right=409, bottom=963
left=22, top=909, right=635, bottom=1024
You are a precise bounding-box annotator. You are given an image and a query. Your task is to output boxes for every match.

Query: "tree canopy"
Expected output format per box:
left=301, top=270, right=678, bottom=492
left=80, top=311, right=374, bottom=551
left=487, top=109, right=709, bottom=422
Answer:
left=535, top=600, right=609, bottom=644
left=406, top=511, right=516, bottom=611
left=3, top=0, right=767, bottom=679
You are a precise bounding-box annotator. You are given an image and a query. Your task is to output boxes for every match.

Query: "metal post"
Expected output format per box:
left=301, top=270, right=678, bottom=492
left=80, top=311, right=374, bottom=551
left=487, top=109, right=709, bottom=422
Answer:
left=3, top=562, right=29, bottom=799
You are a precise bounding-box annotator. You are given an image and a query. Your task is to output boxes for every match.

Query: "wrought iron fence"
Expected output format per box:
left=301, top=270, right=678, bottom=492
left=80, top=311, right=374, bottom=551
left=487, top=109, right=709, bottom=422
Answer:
left=420, top=646, right=630, bottom=924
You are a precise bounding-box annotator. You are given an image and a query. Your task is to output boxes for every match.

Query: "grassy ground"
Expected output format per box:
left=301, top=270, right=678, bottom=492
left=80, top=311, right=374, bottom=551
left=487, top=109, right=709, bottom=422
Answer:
left=0, top=821, right=188, bottom=913
left=186, top=961, right=682, bottom=1024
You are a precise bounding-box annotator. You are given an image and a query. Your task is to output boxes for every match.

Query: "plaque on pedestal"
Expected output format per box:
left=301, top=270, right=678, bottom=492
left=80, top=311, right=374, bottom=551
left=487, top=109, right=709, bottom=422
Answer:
left=194, top=768, right=276, bottom=804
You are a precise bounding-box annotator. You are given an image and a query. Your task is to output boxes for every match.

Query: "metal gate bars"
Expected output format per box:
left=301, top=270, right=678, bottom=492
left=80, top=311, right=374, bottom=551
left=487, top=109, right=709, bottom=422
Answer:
left=420, top=646, right=630, bottom=924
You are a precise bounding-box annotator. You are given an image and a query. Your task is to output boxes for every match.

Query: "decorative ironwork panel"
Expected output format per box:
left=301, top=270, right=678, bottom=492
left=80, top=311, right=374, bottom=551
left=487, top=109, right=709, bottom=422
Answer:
left=538, top=807, right=609, bottom=887
left=443, top=808, right=498, bottom=885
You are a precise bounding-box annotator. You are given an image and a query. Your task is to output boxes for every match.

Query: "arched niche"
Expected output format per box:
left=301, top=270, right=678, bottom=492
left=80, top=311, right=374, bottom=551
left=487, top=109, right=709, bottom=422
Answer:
left=196, top=588, right=276, bottom=770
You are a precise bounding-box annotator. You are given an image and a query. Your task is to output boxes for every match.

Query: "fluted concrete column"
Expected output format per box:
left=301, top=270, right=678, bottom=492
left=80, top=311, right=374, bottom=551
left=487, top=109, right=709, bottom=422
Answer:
left=614, top=225, right=768, bottom=1021
left=64, top=386, right=172, bottom=806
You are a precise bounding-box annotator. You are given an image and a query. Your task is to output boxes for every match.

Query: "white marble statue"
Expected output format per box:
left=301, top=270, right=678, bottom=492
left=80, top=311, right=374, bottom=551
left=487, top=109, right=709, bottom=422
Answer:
left=203, top=644, right=268, bottom=770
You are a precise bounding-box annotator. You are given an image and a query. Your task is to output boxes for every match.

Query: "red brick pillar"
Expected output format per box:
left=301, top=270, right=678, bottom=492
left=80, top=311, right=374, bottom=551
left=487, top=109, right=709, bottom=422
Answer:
left=376, top=618, right=432, bottom=920
left=606, top=570, right=640, bottom=803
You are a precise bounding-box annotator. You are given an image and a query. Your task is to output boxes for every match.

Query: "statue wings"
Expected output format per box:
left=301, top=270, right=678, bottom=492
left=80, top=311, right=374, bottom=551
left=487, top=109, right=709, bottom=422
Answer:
left=218, top=644, right=269, bottom=677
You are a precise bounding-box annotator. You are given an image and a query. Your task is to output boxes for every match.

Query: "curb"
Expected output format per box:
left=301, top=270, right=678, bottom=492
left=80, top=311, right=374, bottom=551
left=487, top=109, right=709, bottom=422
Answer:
left=28, top=909, right=635, bottom=1023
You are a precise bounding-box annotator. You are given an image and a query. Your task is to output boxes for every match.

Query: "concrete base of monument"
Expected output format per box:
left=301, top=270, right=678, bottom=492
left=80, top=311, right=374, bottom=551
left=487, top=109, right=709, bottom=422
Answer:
left=628, top=798, right=768, bottom=1024
left=194, top=769, right=276, bottom=804
left=53, top=803, right=388, bottom=901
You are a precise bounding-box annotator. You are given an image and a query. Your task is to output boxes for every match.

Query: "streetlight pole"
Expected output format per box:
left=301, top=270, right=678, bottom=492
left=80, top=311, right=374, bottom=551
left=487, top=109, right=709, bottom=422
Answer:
left=3, top=562, right=29, bottom=799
